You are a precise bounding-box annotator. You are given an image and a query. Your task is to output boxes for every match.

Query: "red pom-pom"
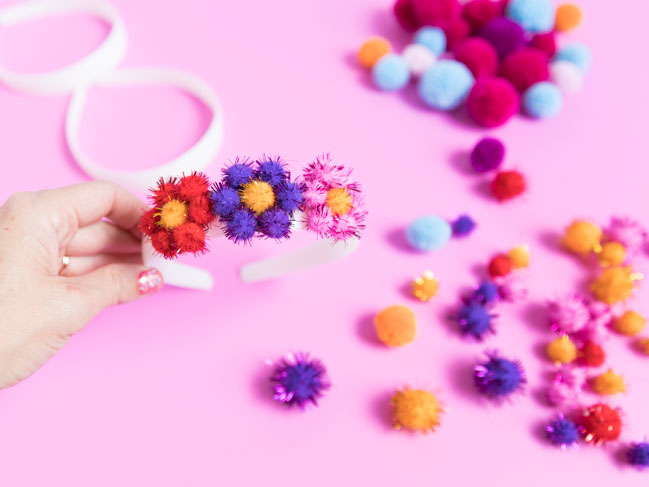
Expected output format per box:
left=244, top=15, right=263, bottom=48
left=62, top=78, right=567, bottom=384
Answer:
left=173, top=222, right=206, bottom=253
left=500, top=48, right=549, bottom=93
left=529, top=32, right=556, bottom=58
left=151, top=230, right=176, bottom=258
left=139, top=208, right=158, bottom=237
left=491, top=170, right=526, bottom=201
left=578, top=404, right=622, bottom=445
left=412, top=0, right=461, bottom=28
left=151, top=178, right=180, bottom=207
left=467, top=76, right=519, bottom=127
left=580, top=341, right=606, bottom=367
left=394, top=0, right=421, bottom=31
left=178, top=172, right=210, bottom=199
left=488, top=254, right=514, bottom=278
left=444, top=17, right=471, bottom=50
left=454, top=37, right=499, bottom=78
left=462, top=0, right=504, bottom=33
left=188, top=194, right=214, bottom=225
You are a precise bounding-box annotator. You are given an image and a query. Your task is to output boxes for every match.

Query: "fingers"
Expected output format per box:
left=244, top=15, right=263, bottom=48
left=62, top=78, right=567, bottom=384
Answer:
left=66, top=221, right=142, bottom=256
left=61, top=253, right=143, bottom=277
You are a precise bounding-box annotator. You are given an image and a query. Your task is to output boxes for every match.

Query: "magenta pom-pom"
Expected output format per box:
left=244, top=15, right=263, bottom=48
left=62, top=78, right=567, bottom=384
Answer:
left=500, top=47, right=549, bottom=93
left=605, top=216, right=648, bottom=257
left=454, top=37, right=499, bottom=78
left=467, top=76, right=520, bottom=127
left=547, top=293, right=590, bottom=335
left=530, top=32, right=557, bottom=57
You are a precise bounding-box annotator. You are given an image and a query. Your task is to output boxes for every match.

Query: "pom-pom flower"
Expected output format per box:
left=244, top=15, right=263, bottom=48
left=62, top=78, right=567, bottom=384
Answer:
left=546, top=414, right=580, bottom=450
left=457, top=301, right=496, bottom=340
left=627, top=441, right=649, bottom=468
left=591, top=369, right=626, bottom=396
left=605, top=216, right=648, bottom=258
left=391, top=387, right=443, bottom=433
left=301, top=154, right=366, bottom=241
left=140, top=172, right=214, bottom=258
left=270, top=352, right=330, bottom=408
left=547, top=293, right=590, bottom=335
left=578, top=403, right=622, bottom=446
left=473, top=351, right=526, bottom=400
left=211, top=156, right=303, bottom=243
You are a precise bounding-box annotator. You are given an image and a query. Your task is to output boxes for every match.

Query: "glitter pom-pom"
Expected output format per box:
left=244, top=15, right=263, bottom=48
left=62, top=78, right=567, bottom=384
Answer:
left=562, top=220, right=602, bottom=256
left=546, top=415, right=579, bottom=449
left=211, top=186, right=240, bottom=218
left=270, top=352, right=330, bottom=408
left=547, top=293, right=590, bottom=334
left=452, top=214, right=476, bottom=237
left=473, top=351, right=526, bottom=399
left=546, top=367, right=585, bottom=406
left=225, top=208, right=257, bottom=243
left=546, top=335, right=577, bottom=365
left=258, top=208, right=291, bottom=240
left=578, top=403, right=622, bottom=446
left=579, top=341, right=605, bottom=367
left=627, top=441, right=649, bottom=468
left=412, top=271, right=439, bottom=302
left=223, top=159, right=254, bottom=188
left=590, top=266, right=639, bottom=305
left=375, top=305, right=417, bottom=347
left=472, top=280, right=500, bottom=305
left=391, top=387, right=442, bottom=433
left=591, top=369, right=626, bottom=396
left=275, top=181, right=304, bottom=213
left=457, top=301, right=495, bottom=340
left=605, top=216, right=648, bottom=257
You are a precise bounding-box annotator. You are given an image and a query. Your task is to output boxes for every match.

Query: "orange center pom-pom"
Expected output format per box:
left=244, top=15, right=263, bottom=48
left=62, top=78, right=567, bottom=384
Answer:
left=326, top=187, right=353, bottom=216
left=374, top=305, right=417, bottom=347
left=555, top=4, right=582, bottom=32
left=158, top=199, right=188, bottom=230
left=358, top=37, right=392, bottom=68
left=240, top=180, right=275, bottom=214
left=391, top=388, right=442, bottom=433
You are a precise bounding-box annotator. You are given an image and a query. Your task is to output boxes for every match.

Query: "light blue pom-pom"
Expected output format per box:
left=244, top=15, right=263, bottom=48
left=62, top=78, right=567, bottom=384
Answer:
left=554, top=43, right=592, bottom=73
left=413, top=26, right=446, bottom=57
left=372, top=54, right=411, bottom=91
left=506, top=0, right=555, bottom=33
left=523, top=82, right=563, bottom=119
left=418, top=60, right=474, bottom=111
left=405, top=215, right=452, bottom=252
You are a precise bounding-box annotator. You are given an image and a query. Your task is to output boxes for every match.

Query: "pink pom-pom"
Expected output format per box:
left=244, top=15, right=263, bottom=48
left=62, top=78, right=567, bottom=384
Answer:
left=605, top=216, right=648, bottom=257
left=529, top=32, right=556, bottom=57
left=500, top=48, right=549, bottom=93
left=547, top=293, right=590, bottom=335
left=546, top=367, right=585, bottom=406
left=467, top=76, right=520, bottom=127
left=412, top=0, right=462, bottom=28
left=394, top=0, right=421, bottom=32
left=454, top=37, right=499, bottom=78
left=462, top=0, right=504, bottom=33
left=304, top=208, right=334, bottom=237
left=494, top=271, right=528, bottom=302
left=444, top=17, right=471, bottom=50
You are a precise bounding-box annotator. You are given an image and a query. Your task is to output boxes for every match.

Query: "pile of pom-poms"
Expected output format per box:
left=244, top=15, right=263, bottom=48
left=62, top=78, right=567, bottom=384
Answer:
left=543, top=405, right=626, bottom=450
left=468, top=137, right=527, bottom=202
left=405, top=213, right=476, bottom=252
left=356, top=0, right=591, bottom=127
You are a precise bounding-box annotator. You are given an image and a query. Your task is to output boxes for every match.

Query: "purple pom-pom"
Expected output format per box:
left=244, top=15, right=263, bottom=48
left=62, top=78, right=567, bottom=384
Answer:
left=546, top=414, right=579, bottom=449
left=275, top=181, right=303, bottom=213
left=471, top=137, right=505, bottom=173
left=479, top=17, right=526, bottom=59
left=473, top=351, right=526, bottom=399
left=211, top=185, right=240, bottom=217
left=225, top=208, right=257, bottom=243
left=270, top=352, right=330, bottom=408
left=458, top=301, right=495, bottom=340
left=452, top=214, right=477, bottom=237
left=627, top=441, right=649, bottom=468
left=255, top=158, right=287, bottom=186
left=223, top=159, right=254, bottom=188
left=259, top=208, right=291, bottom=239
left=472, top=280, right=500, bottom=305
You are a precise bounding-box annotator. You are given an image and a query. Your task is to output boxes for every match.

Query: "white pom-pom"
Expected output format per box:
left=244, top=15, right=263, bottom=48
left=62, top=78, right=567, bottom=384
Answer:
left=550, top=61, right=584, bottom=93
left=403, top=44, right=436, bottom=78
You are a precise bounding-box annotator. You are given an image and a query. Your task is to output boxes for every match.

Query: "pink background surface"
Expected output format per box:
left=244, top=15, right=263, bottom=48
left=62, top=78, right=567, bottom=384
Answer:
left=1, top=0, right=649, bottom=485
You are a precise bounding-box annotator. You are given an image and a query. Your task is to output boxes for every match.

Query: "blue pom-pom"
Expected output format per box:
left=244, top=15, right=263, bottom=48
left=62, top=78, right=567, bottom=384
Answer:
left=546, top=416, right=579, bottom=448
left=554, top=43, right=592, bottom=73
left=474, top=353, right=526, bottom=398
left=418, top=60, right=475, bottom=111
left=413, top=26, right=446, bottom=56
left=628, top=442, right=649, bottom=468
left=405, top=215, right=452, bottom=251
left=211, top=186, right=240, bottom=217
left=473, top=281, right=500, bottom=305
left=275, top=181, right=303, bottom=213
left=256, top=159, right=287, bottom=186
left=452, top=214, right=476, bottom=237
left=506, top=0, right=555, bottom=33
left=523, top=82, right=563, bottom=119
left=372, top=54, right=411, bottom=91
left=259, top=208, right=291, bottom=239
left=458, top=302, right=494, bottom=340
left=225, top=208, right=257, bottom=242
left=224, top=161, right=254, bottom=188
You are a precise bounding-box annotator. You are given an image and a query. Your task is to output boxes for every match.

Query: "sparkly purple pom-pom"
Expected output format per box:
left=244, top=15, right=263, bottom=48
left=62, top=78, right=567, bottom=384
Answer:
left=270, top=352, right=330, bottom=408
left=473, top=350, right=526, bottom=400
left=546, top=414, right=579, bottom=450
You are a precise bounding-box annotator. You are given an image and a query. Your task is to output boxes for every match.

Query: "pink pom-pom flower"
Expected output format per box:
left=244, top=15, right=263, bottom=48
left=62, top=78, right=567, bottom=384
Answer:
left=547, top=293, right=590, bottom=335
left=605, top=216, right=648, bottom=257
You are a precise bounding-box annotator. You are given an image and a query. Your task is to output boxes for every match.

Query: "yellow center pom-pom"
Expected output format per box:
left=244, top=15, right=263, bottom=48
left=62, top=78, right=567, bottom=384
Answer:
left=508, top=245, right=530, bottom=269
left=591, top=369, right=626, bottom=395
left=358, top=37, right=392, bottom=68
left=614, top=310, right=646, bottom=336
left=158, top=199, right=187, bottom=230
left=546, top=335, right=577, bottom=365
left=391, top=388, right=441, bottom=433
left=374, top=305, right=417, bottom=347
left=555, top=4, right=582, bottom=32
left=326, top=187, right=353, bottom=216
left=562, top=220, right=602, bottom=256
left=240, top=180, right=275, bottom=214
left=635, top=338, right=649, bottom=355
left=411, top=271, right=439, bottom=302
left=590, top=266, right=636, bottom=305
left=598, top=241, right=626, bottom=267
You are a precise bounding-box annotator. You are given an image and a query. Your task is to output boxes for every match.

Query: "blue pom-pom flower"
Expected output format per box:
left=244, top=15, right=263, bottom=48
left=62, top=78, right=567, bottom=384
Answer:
left=452, top=214, right=476, bottom=237
left=270, top=352, right=330, bottom=408
left=473, top=351, right=526, bottom=400
left=627, top=441, right=649, bottom=468
left=457, top=301, right=495, bottom=340
left=546, top=415, right=579, bottom=450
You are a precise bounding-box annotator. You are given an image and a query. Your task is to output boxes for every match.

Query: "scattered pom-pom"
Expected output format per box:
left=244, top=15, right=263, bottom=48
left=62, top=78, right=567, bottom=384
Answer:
left=270, top=352, right=330, bottom=408
left=562, top=220, right=602, bottom=256
left=452, top=214, right=476, bottom=237
left=405, top=215, right=452, bottom=251
left=471, top=137, right=505, bottom=173
left=418, top=59, right=475, bottom=110
left=547, top=293, right=590, bottom=334
left=462, top=0, right=504, bottom=33
left=523, top=81, right=563, bottom=118
left=472, top=280, right=500, bottom=305
left=606, top=216, right=648, bottom=258
left=500, top=48, right=549, bottom=93
left=627, top=441, right=649, bottom=468
left=547, top=370, right=583, bottom=406
left=491, top=170, right=526, bottom=201
left=578, top=403, right=622, bottom=445
left=614, top=311, right=646, bottom=337
left=479, top=17, right=526, bottom=59
left=391, top=388, right=442, bottom=433
left=403, top=43, right=437, bottom=77
left=546, top=415, right=580, bottom=449
left=508, top=245, right=530, bottom=269
left=530, top=32, right=556, bottom=57
left=590, top=266, right=638, bottom=305
left=554, top=43, right=592, bottom=73
left=372, top=54, right=411, bottom=91
left=454, top=37, right=499, bottom=78
left=555, top=4, right=582, bottom=32
left=413, top=26, right=447, bottom=56
left=550, top=60, right=584, bottom=93
left=443, top=17, right=471, bottom=50
left=412, top=270, right=439, bottom=302
left=591, top=369, right=626, bottom=396
left=473, top=351, right=526, bottom=399
left=394, top=0, right=421, bottom=32
left=412, top=0, right=462, bottom=28
left=579, top=341, right=606, bottom=367
left=488, top=254, right=514, bottom=278
left=635, top=337, right=649, bottom=356
left=458, top=301, right=495, bottom=339
left=375, top=305, right=417, bottom=346
left=467, top=76, right=520, bottom=127
left=547, top=335, right=577, bottom=365
left=506, top=0, right=555, bottom=33
left=494, top=271, right=529, bottom=302
left=598, top=241, right=626, bottom=267
left=358, top=37, right=392, bottom=68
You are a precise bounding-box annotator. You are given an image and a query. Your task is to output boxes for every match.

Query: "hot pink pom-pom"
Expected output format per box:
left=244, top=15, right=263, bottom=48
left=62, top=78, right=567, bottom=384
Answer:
left=547, top=293, right=590, bottom=335
left=304, top=208, right=335, bottom=237
left=454, top=37, right=499, bottom=78
left=462, top=0, right=504, bottom=33
left=547, top=367, right=585, bottom=406
left=394, top=0, right=421, bottom=32
left=467, top=76, right=520, bottom=127
left=494, top=272, right=528, bottom=302
left=500, top=48, right=549, bottom=93
left=529, top=32, right=556, bottom=57
left=444, top=17, right=471, bottom=50
left=605, top=216, right=648, bottom=257
left=412, top=0, right=462, bottom=28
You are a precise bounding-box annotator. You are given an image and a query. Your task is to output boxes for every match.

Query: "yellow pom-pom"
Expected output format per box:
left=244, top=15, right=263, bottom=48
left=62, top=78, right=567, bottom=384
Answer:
left=591, top=369, right=626, bottom=395
left=326, top=187, right=353, bottom=216
left=374, top=305, right=417, bottom=347
left=411, top=271, right=439, bottom=302
left=614, top=310, right=646, bottom=336
left=546, top=335, right=577, bottom=365
left=590, top=266, right=637, bottom=305
left=358, top=37, right=392, bottom=68
left=391, top=388, right=442, bottom=433
left=240, top=180, right=275, bottom=214
left=555, top=4, right=582, bottom=32
left=508, top=245, right=530, bottom=269
left=635, top=337, right=649, bottom=355
left=158, top=199, right=188, bottom=230
left=598, top=241, right=626, bottom=267
left=562, top=220, right=602, bottom=256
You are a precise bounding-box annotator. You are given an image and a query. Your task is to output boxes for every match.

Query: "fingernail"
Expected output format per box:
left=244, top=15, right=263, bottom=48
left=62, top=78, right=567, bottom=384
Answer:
left=137, top=268, right=164, bottom=295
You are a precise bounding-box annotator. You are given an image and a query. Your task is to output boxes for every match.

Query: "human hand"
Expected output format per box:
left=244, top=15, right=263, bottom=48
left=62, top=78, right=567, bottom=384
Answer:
left=0, top=182, right=163, bottom=389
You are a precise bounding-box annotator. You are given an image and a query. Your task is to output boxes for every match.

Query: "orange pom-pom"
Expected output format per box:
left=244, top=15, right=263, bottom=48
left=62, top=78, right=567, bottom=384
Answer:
left=598, top=241, right=626, bottom=267
left=590, top=266, right=638, bottom=304
left=508, top=245, right=530, bottom=269
left=555, top=4, right=582, bottom=32
left=546, top=335, right=577, bottom=365
left=562, top=220, right=602, bottom=256
left=613, top=310, right=646, bottom=336
left=374, top=305, right=417, bottom=347
left=391, top=388, right=442, bottom=433
left=358, top=37, right=392, bottom=68
left=591, top=369, right=626, bottom=396
left=411, top=271, right=439, bottom=302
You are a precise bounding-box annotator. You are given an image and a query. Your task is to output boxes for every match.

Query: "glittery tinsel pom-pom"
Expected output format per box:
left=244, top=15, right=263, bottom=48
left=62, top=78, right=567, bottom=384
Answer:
left=627, top=441, right=649, bottom=468
left=270, top=352, right=330, bottom=408
left=546, top=414, right=580, bottom=450
left=473, top=350, right=526, bottom=400
left=547, top=293, right=590, bottom=334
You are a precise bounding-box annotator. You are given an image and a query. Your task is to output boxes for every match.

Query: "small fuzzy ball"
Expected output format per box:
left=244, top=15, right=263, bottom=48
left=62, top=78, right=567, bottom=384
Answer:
left=547, top=335, right=577, bottom=365
left=554, top=43, right=592, bottom=73
left=372, top=54, right=411, bottom=91
left=636, top=338, right=649, bottom=356
left=627, top=442, right=649, bottom=468
left=471, top=137, right=505, bottom=173
left=458, top=301, right=494, bottom=339
left=454, top=37, right=499, bottom=78
left=226, top=208, right=257, bottom=243
left=150, top=230, right=175, bottom=258
left=240, top=180, right=275, bottom=214
left=258, top=208, right=291, bottom=239
left=547, top=293, right=590, bottom=334
left=275, top=181, right=303, bottom=213
left=555, top=3, right=582, bottom=32
left=562, top=220, right=602, bottom=255
left=530, top=32, right=556, bottom=57
left=358, top=37, right=392, bottom=68
left=546, top=416, right=580, bottom=449
left=403, top=43, right=437, bottom=77
left=578, top=404, right=622, bottom=445
left=394, top=0, right=421, bottom=32
left=506, top=0, right=555, bottom=33
left=591, top=369, right=626, bottom=396
left=598, top=241, right=626, bottom=267
left=474, top=352, right=526, bottom=399
left=467, top=76, right=520, bottom=127
left=614, top=310, right=646, bottom=337
left=173, top=222, right=206, bottom=253
left=443, top=17, right=471, bottom=50
left=580, top=341, right=606, bottom=367
left=508, top=245, right=530, bottom=269
left=500, top=48, right=549, bottom=93
left=547, top=375, right=581, bottom=406
left=412, top=270, right=439, bottom=302
left=488, top=254, right=514, bottom=278
left=271, top=353, right=330, bottom=408
left=375, top=305, right=417, bottom=347
left=211, top=186, right=240, bottom=217
left=452, top=214, right=476, bottom=237
left=326, top=187, right=353, bottom=216
left=491, top=170, right=526, bottom=201
left=412, top=0, right=462, bottom=28
left=224, top=160, right=254, bottom=188
left=473, top=280, right=500, bottom=305
left=188, top=194, right=213, bottom=225
left=391, top=388, right=442, bottom=433
left=414, top=26, right=447, bottom=56
left=418, top=60, right=475, bottom=110
left=139, top=208, right=157, bottom=236
left=590, top=267, right=635, bottom=305
left=256, top=158, right=288, bottom=185
left=523, top=81, right=563, bottom=118
left=158, top=199, right=188, bottom=230
left=406, top=215, right=452, bottom=251
left=462, top=0, right=504, bottom=33
left=178, top=172, right=210, bottom=199
left=479, top=17, right=526, bottom=59
left=550, top=60, right=584, bottom=93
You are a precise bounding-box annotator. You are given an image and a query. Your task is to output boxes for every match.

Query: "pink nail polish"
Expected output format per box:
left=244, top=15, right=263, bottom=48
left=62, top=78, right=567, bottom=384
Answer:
left=137, top=268, right=163, bottom=295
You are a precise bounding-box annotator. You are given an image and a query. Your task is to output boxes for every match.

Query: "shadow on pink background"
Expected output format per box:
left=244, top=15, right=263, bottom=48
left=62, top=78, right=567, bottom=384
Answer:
left=0, top=0, right=648, bottom=485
